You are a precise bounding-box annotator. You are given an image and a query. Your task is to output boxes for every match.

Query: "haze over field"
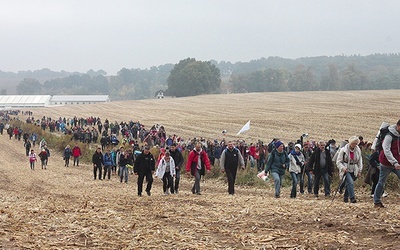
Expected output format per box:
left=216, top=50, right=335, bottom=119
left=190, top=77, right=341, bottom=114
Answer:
left=1, top=0, right=399, bottom=74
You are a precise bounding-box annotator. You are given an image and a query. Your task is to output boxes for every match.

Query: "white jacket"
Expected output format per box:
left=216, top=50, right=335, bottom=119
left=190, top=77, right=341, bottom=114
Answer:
left=288, top=152, right=305, bottom=174
left=155, top=156, right=176, bottom=178
left=336, top=144, right=363, bottom=179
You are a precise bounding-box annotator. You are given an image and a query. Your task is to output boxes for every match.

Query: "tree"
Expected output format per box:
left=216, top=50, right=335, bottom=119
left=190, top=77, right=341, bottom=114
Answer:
left=167, top=58, right=221, bottom=97
left=288, top=65, right=317, bottom=91
left=16, top=78, right=42, bottom=94
left=340, top=63, right=367, bottom=90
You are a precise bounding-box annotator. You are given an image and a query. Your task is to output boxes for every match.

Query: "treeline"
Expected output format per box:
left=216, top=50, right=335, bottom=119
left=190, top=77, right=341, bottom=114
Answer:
left=220, top=53, right=400, bottom=92
left=11, top=53, right=400, bottom=99
left=16, top=65, right=174, bottom=100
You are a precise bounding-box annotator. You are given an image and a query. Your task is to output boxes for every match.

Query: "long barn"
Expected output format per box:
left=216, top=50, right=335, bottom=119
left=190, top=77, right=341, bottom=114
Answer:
left=0, top=95, right=110, bottom=109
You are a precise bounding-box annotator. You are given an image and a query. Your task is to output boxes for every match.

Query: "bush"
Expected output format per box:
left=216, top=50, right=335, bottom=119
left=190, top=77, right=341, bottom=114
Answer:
left=236, top=167, right=268, bottom=187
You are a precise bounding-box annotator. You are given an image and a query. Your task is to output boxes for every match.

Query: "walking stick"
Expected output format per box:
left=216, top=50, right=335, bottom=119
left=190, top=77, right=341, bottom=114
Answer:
left=328, top=174, right=346, bottom=207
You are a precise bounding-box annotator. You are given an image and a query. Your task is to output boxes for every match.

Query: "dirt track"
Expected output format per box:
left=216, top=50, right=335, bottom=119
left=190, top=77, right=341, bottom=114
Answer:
left=1, top=90, right=400, bottom=249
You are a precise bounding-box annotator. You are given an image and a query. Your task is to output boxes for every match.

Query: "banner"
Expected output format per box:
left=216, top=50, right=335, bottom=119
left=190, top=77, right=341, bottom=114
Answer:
left=236, top=120, right=250, bottom=135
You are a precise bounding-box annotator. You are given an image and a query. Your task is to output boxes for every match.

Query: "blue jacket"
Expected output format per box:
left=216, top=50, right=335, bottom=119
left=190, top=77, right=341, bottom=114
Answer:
left=103, top=153, right=113, bottom=166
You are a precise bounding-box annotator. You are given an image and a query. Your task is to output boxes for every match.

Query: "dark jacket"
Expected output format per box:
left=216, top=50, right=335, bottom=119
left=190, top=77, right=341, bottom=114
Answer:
left=265, top=149, right=290, bottom=176
left=134, top=151, right=155, bottom=175
left=369, top=151, right=380, bottom=169
left=220, top=147, right=244, bottom=170
left=64, top=148, right=72, bottom=158
left=92, top=151, right=103, bottom=166
left=38, top=150, right=48, bottom=161
left=169, top=149, right=184, bottom=171
left=308, top=147, right=333, bottom=176
left=119, top=153, right=129, bottom=166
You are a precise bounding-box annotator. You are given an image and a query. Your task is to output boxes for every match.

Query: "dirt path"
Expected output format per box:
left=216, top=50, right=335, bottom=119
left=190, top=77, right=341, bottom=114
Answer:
left=1, top=133, right=400, bottom=249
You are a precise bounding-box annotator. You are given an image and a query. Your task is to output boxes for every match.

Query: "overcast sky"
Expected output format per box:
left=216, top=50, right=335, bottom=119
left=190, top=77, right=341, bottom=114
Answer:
left=0, top=0, right=399, bottom=75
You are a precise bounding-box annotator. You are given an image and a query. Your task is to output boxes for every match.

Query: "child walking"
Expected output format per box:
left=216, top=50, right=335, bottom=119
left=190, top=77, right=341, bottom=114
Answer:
left=29, top=149, right=37, bottom=170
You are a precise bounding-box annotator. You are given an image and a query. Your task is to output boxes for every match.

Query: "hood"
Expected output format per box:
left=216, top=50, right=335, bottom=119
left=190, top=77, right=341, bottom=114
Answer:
left=389, top=124, right=400, bottom=137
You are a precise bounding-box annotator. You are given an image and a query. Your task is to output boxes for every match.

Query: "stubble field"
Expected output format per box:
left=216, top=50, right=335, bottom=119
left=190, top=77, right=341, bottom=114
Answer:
left=1, top=90, right=400, bottom=249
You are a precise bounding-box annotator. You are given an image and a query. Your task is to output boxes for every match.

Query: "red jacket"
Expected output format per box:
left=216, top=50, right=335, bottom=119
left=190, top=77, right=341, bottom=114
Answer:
left=248, top=145, right=256, bottom=157
left=186, top=149, right=211, bottom=176
left=379, top=138, right=400, bottom=167
left=72, top=146, right=82, bottom=157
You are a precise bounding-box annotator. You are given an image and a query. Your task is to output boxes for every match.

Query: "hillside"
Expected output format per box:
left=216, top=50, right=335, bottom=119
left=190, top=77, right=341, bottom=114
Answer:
left=1, top=90, right=400, bottom=249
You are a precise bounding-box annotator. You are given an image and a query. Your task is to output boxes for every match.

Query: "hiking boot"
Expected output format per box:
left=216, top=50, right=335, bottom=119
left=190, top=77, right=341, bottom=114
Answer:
left=146, top=191, right=151, bottom=196
left=374, top=202, right=385, bottom=208
left=350, top=198, right=357, bottom=203
left=344, top=197, right=348, bottom=203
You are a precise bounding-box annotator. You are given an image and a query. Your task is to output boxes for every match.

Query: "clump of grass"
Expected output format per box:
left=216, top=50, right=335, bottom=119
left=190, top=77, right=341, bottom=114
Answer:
left=235, top=167, right=267, bottom=187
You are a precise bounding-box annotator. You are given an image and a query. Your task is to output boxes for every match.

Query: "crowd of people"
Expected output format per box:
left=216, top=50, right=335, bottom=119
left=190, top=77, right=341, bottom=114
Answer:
left=2, top=110, right=400, bottom=208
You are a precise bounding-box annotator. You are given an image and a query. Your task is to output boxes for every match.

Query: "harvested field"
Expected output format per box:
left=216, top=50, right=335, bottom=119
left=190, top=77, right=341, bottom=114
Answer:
left=1, top=90, right=400, bottom=249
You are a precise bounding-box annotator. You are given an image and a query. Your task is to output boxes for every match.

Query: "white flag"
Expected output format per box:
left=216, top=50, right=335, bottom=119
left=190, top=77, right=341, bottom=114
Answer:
left=237, top=120, right=250, bottom=135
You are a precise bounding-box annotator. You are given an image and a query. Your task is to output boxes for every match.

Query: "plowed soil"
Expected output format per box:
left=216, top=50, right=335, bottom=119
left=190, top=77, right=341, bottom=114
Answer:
left=1, top=90, right=400, bottom=249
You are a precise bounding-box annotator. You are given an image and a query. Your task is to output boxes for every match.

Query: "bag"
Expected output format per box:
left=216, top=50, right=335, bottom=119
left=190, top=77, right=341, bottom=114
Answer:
left=374, top=125, right=390, bottom=152
left=257, top=170, right=269, bottom=182
left=372, top=122, right=400, bottom=151
left=364, top=166, right=376, bottom=185
left=267, top=142, right=275, bottom=153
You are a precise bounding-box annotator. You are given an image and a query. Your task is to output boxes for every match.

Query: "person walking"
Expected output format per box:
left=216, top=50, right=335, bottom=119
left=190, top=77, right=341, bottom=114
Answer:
left=288, top=144, right=305, bottom=198
left=28, top=149, right=37, bottom=170
left=134, top=146, right=156, bottom=196
left=24, top=140, right=32, bottom=156
left=308, top=140, right=334, bottom=198
left=264, top=140, right=290, bottom=198
left=374, top=119, right=400, bottom=208
left=63, top=145, right=72, bottom=167
left=300, top=142, right=313, bottom=194
left=118, top=148, right=129, bottom=183
left=336, top=136, right=363, bottom=203
left=38, top=148, right=48, bottom=170
left=92, top=147, right=103, bottom=180
left=186, top=142, right=211, bottom=195
left=155, top=151, right=176, bottom=195
left=103, top=149, right=113, bottom=180
left=72, top=143, right=82, bottom=166
left=220, top=141, right=245, bottom=195
left=169, top=143, right=184, bottom=194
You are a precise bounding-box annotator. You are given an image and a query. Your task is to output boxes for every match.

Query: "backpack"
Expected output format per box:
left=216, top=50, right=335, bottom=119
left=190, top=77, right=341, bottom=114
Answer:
left=267, top=142, right=275, bottom=153
left=373, top=123, right=399, bottom=151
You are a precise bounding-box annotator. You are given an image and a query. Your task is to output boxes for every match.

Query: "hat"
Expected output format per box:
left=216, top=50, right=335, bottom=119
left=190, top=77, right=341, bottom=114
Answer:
left=275, top=141, right=283, bottom=148
left=295, top=144, right=302, bottom=150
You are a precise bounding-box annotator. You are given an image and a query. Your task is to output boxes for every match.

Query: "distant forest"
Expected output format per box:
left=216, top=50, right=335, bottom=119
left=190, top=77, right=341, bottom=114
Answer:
left=1, top=53, right=400, bottom=100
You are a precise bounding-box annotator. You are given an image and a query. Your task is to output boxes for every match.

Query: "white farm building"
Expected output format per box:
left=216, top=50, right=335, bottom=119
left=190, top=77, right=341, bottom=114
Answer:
left=0, top=95, right=110, bottom=109
left=0, top=95, right=51, bottom=109
left=49, top=95, right=110, bottom=106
